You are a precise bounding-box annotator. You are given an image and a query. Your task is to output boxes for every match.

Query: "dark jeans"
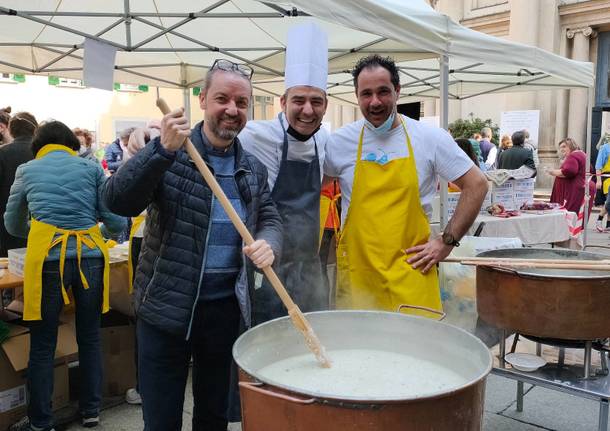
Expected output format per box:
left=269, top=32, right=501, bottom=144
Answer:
left=28, top=258, right=104, bottom=429
left=595, top=186, right=607, bottom=207
left=130, top=236, right=142, bottom=392
left=138, top=295, right=241, bottom=431
left=604, top=189, right=610, bottom=214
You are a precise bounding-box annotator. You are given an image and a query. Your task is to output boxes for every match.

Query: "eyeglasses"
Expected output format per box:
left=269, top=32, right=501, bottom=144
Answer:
left=210, top=59, right=254, bottom=80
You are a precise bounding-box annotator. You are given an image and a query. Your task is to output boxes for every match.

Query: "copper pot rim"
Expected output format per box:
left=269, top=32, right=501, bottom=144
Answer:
left=476, top=248, right=610, bottom=280
left=234, top=310, right=493, bottom=403
left=239, top=370, right=488, bottom=406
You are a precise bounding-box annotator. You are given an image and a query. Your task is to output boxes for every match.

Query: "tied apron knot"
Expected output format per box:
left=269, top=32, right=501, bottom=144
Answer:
left=49, top=226, right=99, bottom=304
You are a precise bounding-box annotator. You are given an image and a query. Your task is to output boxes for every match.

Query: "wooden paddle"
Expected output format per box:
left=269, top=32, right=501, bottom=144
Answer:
left=442, top=255, right=610, bottom=271
left=156, top=99, right=332, bottom=368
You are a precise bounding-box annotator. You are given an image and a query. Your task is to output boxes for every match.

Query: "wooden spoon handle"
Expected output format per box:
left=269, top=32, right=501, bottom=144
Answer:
left=156, top=99, right=332, bottom=367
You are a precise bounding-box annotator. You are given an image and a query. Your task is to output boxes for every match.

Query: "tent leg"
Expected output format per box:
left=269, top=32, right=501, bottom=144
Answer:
left=583, top=86, right=594, bottom=249
left=180, top=63, right=191, bottom=124
left=439, top=54, right=449, bottom=230
left=183, top=87, right=191, bottom=123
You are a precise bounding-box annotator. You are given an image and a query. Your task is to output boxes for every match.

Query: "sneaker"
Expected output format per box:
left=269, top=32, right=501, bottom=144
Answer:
left=81, top=416, right=99, bottom=428
left=125, top=388, right=142, bottom=405
left=596, top=220, right=604, bottom=232
left=8, top=417, right=55, bottom=431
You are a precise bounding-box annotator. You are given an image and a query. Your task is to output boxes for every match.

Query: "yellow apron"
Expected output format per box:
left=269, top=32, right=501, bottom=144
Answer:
left=602, top=155, right=610, bottom=195
left=127, top=215, right=145, bottom=293
left=335, top=118, right=442, bottom=313
left=23, top=144, right=111, bottom=321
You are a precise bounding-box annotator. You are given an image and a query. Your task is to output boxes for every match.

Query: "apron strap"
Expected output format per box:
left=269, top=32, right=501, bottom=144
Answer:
left=278, top=113, right=289, bottom=162
left=49, top=228, right=99, bottom=306
left=127, top=215, right=145, bottom=294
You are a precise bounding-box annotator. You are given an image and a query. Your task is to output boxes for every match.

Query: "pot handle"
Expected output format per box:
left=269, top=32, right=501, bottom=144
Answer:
left=398, top=304, right=446, bottom=321
left=239, top=381, right=316, bottom=405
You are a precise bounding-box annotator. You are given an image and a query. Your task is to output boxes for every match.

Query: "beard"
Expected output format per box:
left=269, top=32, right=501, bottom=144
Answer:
left=208, top=114, right=243, bottom=141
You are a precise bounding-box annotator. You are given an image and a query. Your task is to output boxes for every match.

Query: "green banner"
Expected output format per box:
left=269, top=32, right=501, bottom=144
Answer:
left=48, top=76, right=59, bottom=86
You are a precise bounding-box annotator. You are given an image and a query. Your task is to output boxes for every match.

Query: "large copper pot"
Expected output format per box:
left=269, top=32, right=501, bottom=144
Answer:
left=476, top=248, right=610, bottom=340
left=233, top=310, right=492, bottom=431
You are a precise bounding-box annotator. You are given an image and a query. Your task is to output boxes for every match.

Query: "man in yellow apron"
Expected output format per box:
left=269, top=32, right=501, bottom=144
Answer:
left=324, top=55, right=488, bottom=314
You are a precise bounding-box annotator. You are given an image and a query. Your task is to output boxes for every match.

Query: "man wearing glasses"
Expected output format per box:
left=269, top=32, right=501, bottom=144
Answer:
left=103, top=58, right=282, bottom=431
left=239, top=22, right=330, bottom=324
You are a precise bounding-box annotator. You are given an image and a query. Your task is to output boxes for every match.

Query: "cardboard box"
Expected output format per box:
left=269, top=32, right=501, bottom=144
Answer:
left=446, top=192, right=461, bottom=218
left=491, top=179, right=535, bottom=211
left=51, top=362, right=69, bottom=412
left=100, top=311, right=136, bottom=397
left=514, top=178, right=535, bottom=191
left=514, top=191, right=535, bottom=209
left=480, top=191, right=492, bottom=214
left=492, top=181, right=514, bottom=193
left=109, top=261, right=135, bottom=318
left=0, top=324, right=75, bottom=430
left=0, top=350, right=27, bottom=430
left=491, top=190, right=516, bottom=210
left=432, top=187, right=492, bottom=221
left=513, top=179, right=535, bottom=209
left=0, top=324, right=28, bottom=429
left=7, top=248, right=26, bottom=277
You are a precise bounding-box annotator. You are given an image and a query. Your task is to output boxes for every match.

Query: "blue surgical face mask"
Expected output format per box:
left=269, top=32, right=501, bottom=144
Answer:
left=364, top=111, right=396, bottom=135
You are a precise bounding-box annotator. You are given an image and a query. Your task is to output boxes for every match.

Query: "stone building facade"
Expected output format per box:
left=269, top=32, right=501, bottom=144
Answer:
left=429, top=0, right=610, bottom=187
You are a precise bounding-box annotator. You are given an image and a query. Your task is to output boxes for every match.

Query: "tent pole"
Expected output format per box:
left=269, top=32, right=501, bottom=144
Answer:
left=439, top=54, right=449, bottom=230
left=583, top=86, right=594, bottom=249
left=124, top=0, right=132, bottom=50
left=180, top=63, right=191, bottom=124
left=184, top=88, right=191, bottom=124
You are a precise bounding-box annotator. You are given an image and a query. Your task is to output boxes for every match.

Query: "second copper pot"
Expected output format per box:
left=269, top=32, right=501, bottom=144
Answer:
left=476, top=248, right=610, bottom=340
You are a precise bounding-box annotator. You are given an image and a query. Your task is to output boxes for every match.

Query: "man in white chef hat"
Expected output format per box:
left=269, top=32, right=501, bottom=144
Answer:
left=239, top=22, right=329, bottom=323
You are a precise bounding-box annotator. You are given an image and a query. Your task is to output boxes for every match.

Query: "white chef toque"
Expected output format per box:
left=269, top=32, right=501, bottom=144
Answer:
left=284, top=22, right=328, bottom=92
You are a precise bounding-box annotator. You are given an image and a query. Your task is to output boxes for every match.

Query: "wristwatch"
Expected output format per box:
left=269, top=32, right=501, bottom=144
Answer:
left=441, top=231, right=460, bottom=247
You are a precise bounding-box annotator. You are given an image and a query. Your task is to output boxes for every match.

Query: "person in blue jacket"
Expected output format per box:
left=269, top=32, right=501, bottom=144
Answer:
left=104, top=127, right=134, bottom=173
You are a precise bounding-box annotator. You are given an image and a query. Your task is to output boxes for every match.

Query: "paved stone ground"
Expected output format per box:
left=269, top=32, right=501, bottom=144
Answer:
left=64, top=372, right=608, bottom=430
left=63, top=203, right=610, bottom=431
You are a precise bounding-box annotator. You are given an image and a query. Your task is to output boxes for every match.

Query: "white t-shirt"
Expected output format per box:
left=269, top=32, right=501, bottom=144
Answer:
left=324, top=115, right=474, bottom=225
left=238, top=113, right=327, bottom=190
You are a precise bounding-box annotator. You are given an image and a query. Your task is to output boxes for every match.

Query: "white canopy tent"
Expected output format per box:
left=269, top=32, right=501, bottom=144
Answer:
left=0, top=1, right=593, bottom=98
left=0, top=0, right=596, bottom=244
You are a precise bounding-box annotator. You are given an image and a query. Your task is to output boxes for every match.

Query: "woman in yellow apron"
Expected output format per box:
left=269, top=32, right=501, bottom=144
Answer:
left=4, top=121, right=126, bottom=430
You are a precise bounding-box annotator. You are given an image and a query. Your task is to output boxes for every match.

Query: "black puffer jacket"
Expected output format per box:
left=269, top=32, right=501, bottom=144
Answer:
left=0, top=136, right=33, bottom=256
left=103, top=122, right=282, bottom=338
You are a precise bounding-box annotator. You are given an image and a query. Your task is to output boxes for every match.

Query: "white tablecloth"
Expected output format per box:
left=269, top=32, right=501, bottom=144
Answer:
left=432, top=210, right=574, bottom=245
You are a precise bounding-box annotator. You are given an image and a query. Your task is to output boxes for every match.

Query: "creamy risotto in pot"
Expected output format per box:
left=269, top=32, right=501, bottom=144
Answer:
left=257, top=349, right=468, bottom=399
